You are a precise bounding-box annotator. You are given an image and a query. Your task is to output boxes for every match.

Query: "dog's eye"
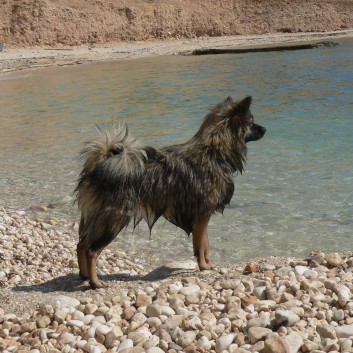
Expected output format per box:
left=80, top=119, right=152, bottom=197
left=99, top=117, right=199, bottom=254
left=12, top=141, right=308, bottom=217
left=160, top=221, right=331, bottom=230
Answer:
left=110, top=146, right=124, bottom=156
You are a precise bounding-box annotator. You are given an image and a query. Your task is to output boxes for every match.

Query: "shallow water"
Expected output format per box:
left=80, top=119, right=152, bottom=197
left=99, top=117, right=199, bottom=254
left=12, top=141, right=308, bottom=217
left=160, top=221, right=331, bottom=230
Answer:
left=1, top=39, right=353, bottom=265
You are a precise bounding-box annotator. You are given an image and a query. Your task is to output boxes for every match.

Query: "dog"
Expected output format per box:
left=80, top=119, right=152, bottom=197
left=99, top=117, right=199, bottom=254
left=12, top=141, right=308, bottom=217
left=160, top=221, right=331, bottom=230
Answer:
left=75, top=96, right=266, bottom=288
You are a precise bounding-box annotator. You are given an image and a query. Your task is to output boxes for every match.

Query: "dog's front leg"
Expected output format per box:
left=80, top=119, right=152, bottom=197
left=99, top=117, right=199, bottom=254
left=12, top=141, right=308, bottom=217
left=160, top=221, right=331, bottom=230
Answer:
left=87, top=248, right=108, bottom=289
left=192, top=215, right=213, bottom=270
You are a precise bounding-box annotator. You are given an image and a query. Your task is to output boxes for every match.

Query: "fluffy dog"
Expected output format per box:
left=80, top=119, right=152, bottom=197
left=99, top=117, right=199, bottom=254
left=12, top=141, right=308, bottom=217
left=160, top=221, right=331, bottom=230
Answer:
left=75, top=96, right=266, bottom=288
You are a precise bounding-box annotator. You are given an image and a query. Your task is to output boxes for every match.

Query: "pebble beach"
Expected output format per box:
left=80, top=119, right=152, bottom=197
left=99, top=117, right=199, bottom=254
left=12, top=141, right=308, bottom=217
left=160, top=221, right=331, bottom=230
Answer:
left=2, top=29, right=353, bottom=353
left=1, top=208, right=353, bottom=353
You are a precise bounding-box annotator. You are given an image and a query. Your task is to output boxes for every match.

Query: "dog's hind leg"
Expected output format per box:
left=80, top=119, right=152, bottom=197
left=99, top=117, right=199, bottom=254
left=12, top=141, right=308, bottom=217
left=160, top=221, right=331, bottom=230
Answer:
left=77, top=216, right=90, bottom=280
left=86, top=215, right=130, bottom=289
left=192, top=215, right=214, bottom=271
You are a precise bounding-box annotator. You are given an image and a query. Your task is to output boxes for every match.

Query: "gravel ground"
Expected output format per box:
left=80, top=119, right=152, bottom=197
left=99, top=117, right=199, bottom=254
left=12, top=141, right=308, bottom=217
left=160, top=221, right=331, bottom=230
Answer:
left=1, top=208, right=353, bottom=353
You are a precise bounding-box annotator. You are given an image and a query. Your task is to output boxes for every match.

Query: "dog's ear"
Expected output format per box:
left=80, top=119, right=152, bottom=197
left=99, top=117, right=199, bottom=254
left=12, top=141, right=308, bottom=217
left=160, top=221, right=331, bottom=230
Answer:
left=234, top=96, right=252, bottom=115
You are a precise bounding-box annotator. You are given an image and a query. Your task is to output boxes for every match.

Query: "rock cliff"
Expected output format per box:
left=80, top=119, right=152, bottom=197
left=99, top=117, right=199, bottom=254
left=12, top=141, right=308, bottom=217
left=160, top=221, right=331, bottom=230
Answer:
left=1, top=0, right=353, bottom=47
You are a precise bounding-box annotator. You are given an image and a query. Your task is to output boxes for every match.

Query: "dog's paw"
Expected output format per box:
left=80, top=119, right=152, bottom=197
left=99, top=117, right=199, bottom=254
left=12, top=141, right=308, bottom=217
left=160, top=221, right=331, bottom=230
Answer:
left=198, top=261, right=214, bottom=271
left=89, top=279, right=109, bottom=289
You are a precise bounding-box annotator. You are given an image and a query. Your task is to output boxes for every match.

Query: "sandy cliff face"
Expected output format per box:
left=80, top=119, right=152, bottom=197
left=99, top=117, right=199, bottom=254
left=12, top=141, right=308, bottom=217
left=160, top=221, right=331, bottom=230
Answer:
left=1, top=0, right=353, bottom=47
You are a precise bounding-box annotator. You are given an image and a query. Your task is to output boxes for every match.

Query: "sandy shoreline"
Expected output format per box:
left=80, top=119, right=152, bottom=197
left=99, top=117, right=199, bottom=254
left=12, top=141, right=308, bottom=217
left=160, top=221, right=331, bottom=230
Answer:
left=1, top=30, right=353, bottom=74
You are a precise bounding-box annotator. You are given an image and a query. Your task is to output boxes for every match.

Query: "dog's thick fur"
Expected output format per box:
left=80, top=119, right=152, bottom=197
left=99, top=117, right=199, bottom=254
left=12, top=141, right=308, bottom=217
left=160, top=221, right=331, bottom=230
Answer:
left=75, top=96, right=266, bottom=288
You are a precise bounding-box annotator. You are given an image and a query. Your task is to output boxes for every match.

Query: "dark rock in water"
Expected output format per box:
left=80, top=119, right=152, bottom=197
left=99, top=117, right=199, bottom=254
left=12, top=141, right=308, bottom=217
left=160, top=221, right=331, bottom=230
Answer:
left=314, top=41, right=339, bottom=47
left=187, top=41, right=339, bottom=56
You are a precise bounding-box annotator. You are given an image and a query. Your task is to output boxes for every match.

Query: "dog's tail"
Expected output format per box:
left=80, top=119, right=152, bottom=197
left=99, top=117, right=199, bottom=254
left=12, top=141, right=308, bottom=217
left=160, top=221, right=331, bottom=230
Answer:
left=75, top=124, right=147, bottom=211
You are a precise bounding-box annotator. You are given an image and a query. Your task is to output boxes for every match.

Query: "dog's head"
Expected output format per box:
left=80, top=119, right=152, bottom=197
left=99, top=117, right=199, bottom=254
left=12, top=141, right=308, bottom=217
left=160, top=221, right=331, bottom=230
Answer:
left=222, top=96, right=266, bottom=143
left=196, top=96, right=266, bottom=145
left=194, top=96, right=266, bottom=173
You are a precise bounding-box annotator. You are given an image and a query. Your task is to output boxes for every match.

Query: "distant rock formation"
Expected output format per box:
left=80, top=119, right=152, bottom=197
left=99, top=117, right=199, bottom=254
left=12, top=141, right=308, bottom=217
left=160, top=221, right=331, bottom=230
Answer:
left=1, top=0, right=353, bottom=47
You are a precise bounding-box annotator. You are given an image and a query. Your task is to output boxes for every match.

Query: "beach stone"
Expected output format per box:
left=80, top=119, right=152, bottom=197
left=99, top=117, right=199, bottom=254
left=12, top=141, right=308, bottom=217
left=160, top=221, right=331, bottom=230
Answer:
left=284, top=332, right=304, bottom=353
left=83, top=314, right=95, bottom=325
left=346, top=303, right=353, bottom=317
left=244, top=261, right=260, bottom=274
left=247, top=312, right=271, bottom=328
left=128, top=331, right=150, bottom=346
left=165, top=260, right=197, bottom=270
left=231, top=349, right=249, bottom=353
left=248, top=327, right=272, bottom=344
left=155, top=328, right=172, bottom=343
left=72, top=310, right=85, bottom=320
left=220, top=279, right=240, bottom=290
left=316, top=324, right=337, bottom=339
left=340, top=338, right=353, bottom=352
left=146, top=317, right=162, bottom=328
left=20, top=321, right=37, bottom=333
left=274, top=266, right=293, bottom=277
left=92, top=315, right=106, bottom=324
left=94, top=306, right=110, bottom=316
left=85, top=303, right=99, bottom=315
left=161, top=305, right=175, bottom=316
left=253, top=286, right=267, bottom=300
left=0, top=338, right=20, bottom=350
left=58, top=332, right=76, bottom=345
left=301, top=340, right=320, bottom=352
left=179, top=284, right=200, bottom=296
left=215, top=333, right=235, bottom=353
left=264, top=334, right=290, bottom=353
left=4, top=313, right=19, bottom=323
left=333, top=284, right=351, bottom=306
left=168, top=297, right=185, bottom=310
left=275, top=310, right=300, bottom=326
left=168, top=281, right=183, bottom=294
left=325, top=253, right=344, bottom=267
left=241, top=294, right=258, bottom=307
left=117, top=339, right=134, bottom=352
left=136, top=293, right=152, bottom=307
left=132, top=312, right=147, bottom=325
left=36, top=315, right=51, bottom=328
left=184, top=316, right=202, bottom=330
left=96, top=324, right=111, bottom=336
left=146, top=348, right=165, bottom=353
left=196, top=336, right=212, bottom=351
left=137, top=327, right=153, bottom=339
left=310, top=251, right=326, bottom=264
left=334, top=325, right=353, bottom=338
left=185, top=293, right=200, bottom=305
left=67, top=319, right=84, bottom=328
left=105, top=330, right=119, bottom=349
left=333, top=308, right=345, bottom=321
left=49, top=295, right=80, bottom=309
left=175, top=330, right=196, bottom=348
left=294, top=266, right=309, bottom=275
left=302, top=269, right=318, bottom=279
left=324, top=279, right=337, bottom=290
left=38, top=304, right=54, bottom=317
left=323, top=338, right=339, bottom=352
left=146, top=304, right=162, bottom=318
left=164, top=315, right=184, bottom=330
left=119, top=347, right=145, bottom=353
left=226, top=296, right=241, bottom=311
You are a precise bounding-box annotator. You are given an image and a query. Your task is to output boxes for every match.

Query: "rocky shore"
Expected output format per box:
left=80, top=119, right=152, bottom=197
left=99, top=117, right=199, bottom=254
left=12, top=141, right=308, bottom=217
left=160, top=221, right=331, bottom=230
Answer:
left=1, top=208, right=353, bottom=353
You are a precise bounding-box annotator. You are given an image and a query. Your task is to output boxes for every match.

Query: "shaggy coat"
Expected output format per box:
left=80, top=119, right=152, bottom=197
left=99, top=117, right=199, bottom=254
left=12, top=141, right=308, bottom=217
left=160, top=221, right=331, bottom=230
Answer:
left=75, top=96, right=266, bottom=288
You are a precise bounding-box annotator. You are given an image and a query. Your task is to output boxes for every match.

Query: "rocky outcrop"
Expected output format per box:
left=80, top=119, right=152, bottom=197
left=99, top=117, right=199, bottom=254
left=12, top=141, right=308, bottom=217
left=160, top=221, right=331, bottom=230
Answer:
left=0, top=0, right=353, bottom=47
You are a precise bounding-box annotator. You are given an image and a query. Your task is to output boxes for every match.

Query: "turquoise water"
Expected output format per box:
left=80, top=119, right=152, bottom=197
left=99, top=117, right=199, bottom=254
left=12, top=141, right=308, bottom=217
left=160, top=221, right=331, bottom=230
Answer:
left=0, top=39, right=352, bottom=265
